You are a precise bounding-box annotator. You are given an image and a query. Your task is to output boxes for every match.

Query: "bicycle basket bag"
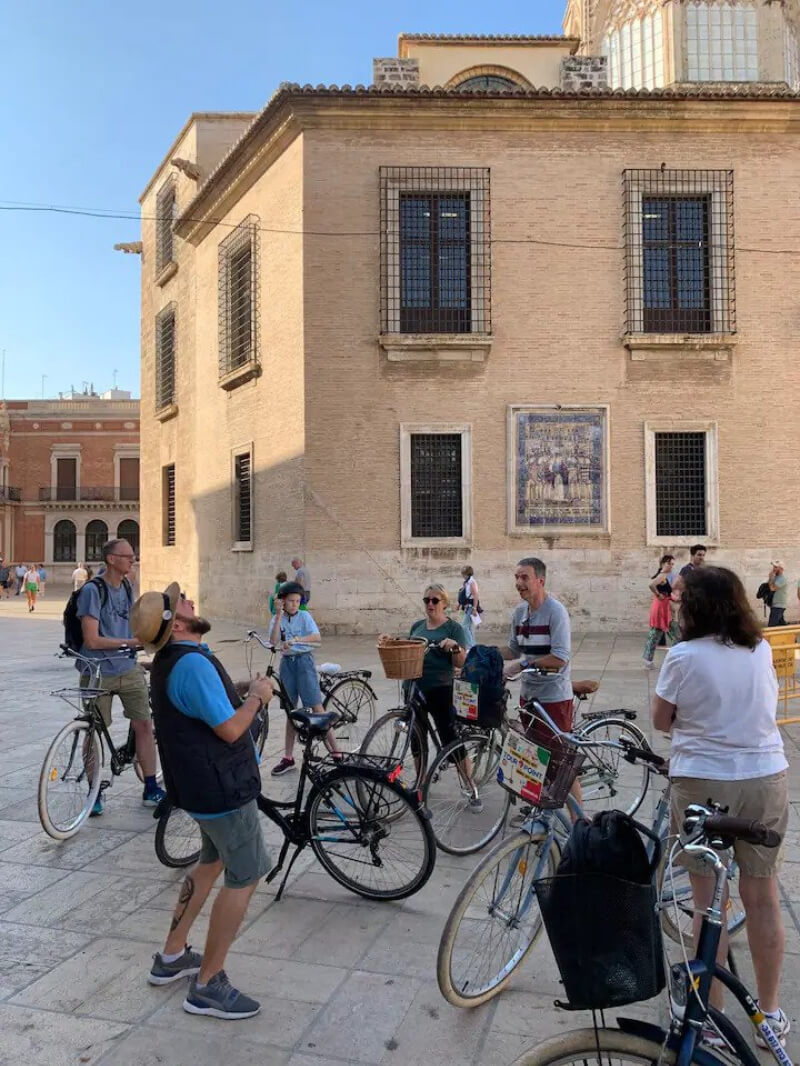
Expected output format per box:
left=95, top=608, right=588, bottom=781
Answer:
left=456, top=645, right=506, bottom=728
left=534, top=811, right=665, bottom=1011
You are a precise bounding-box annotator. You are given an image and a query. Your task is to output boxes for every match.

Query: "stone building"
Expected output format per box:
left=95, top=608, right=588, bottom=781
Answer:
left=138, top=1, right=800, bottom=631
left=0, top=392, right=140, bottom=580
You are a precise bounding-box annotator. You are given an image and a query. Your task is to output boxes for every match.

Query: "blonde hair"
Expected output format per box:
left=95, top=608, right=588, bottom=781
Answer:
left=423, top=582, right=449, bottom=608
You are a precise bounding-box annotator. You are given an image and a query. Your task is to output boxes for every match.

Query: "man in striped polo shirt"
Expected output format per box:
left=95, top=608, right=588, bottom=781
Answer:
left=502, top=556, right=573, bottom=738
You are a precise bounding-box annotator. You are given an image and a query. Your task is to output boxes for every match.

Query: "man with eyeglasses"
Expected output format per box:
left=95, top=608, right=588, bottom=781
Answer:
left=76, top=537, right=164, bottom=814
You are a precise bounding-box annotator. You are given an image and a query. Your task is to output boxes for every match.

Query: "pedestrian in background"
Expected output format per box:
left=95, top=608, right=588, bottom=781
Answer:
left=37, top=563, right=46, bottom=598
left=14, top=562, right=25, bottom=596
left=673, top=543, right=706, bottom=595
left=268, top=570, right=287, bottom=618
left=0, top=559, right=10, bottom=599
left=767, top=561, right=789, bottom=627
left=458, top=565, right=481, bottom=650
left=23, top=564, right=39, bottom=612
left=643, top=554, right=679, bottom=668
left=291, top=556, right=310, bottom=609
left=72, top=561, right=89, bottom=592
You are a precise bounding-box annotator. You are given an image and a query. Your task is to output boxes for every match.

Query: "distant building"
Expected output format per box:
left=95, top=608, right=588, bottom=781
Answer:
left=0, top=393, right=140, bottom=578
left=137, top=2, right=800, bottom=630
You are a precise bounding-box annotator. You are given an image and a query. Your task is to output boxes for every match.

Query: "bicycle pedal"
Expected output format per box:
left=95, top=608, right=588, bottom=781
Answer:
left=99, top=780, right=112, bottom=792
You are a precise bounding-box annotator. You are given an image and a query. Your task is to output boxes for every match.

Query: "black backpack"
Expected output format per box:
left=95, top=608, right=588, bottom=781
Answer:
left=63, top=576, right=133, bottom=652
left=756, top=582, right=774, bottom=608
left=457, top=645, right=506, bottom=728
left=556, top=809, right=660, bottom=884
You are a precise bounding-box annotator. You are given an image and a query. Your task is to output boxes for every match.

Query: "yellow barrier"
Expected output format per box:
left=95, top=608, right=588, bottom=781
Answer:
left=763, top=624, right=800, bottom=726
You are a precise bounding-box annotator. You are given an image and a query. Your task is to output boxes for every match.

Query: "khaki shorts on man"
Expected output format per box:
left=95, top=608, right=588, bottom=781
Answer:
left=83, top=666, right=151, bottom=726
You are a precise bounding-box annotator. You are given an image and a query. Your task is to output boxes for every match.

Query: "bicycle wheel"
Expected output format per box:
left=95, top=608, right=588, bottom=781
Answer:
left=424, top=733, right=511, bottom=856
left=358, top=709, right=428, bottom=790
left=324, top=677, right=376, bottom=752
left=155, top=804, right=202, bottom=869
left=659, top=852, right=746, bottom=945
left=573, top=716, right=650, bottom=817
left=510, top=1026, right=722, bottom=1066
left=437, top=828, right=560, bottom=1008
left=308, top=766, right=436, bottom=901
left=38, top=719, right=102, bottom=840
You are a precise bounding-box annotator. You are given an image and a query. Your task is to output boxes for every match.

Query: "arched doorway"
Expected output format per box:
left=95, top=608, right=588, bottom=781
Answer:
left=117, top=519, right=139, bottom=559
left=53, top=519, right=77, bottom=563
left=85, top=519, right=108, bottom=563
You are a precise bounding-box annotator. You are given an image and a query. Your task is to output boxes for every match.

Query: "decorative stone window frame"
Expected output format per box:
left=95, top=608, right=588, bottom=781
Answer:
left=231, top=442, right=254, bottom=552
left=399, top=423, right=472, bottom=548
left=51, top=444, right=81, bottom=500
left=114, top=445, right=140, bottom=503
left=445, top=65, right=534, bottom=90
left=644, top=420, right=720, bottom=547
left=379, top=167, right=491, bottom=363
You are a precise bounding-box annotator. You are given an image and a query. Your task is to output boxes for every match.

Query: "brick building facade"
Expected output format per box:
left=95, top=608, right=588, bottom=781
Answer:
left=137, top=3, right=800, bottom=631
left=0, top=394, right=140, bottom=580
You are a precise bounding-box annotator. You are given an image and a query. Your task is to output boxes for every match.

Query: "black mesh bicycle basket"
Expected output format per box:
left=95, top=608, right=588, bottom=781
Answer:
left=534, top=871, right=665, bottom=1010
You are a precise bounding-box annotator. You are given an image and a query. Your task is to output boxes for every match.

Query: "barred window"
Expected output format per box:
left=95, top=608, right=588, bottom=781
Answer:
left=624, top=170, right=735, bottom=335
left=400, top=425, right=471, bottom=543
left=233, top=450, right=252, bottom=546
left=645, top=422, right=718, bottom=544
left=218, top=216, right=259, bottom=378
left=156, top=180, right=177, bottom=274
left=155, top=303, right=176, bottom=411
left=381, top=167, right=490, bottom=335
left=162, top=464, right=176, bottom=547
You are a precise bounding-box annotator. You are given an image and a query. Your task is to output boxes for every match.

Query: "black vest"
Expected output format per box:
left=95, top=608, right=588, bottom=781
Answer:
left=150, top=642, right=261, bottom=814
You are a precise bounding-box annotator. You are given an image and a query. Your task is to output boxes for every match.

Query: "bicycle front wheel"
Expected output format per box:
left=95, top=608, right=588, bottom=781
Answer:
left=424, top=732, right=511, bottom=855
left=38, top=719, right=102, bottom=840
left=308, top=766, right=436, bottom=901
left=155, top=804, right=202, bottom=869
left=324, top=678, right=376, bottom=752
left=437, top=828, right=559, bottom=1008
left=574, top=716, right=650, bottom=817
left=511, top=1027, right=689, bottom=1066
left=358, top=709, right=428, bottom=790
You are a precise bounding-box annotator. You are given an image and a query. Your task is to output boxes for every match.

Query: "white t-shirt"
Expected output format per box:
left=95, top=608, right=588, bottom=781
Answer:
left=656, top=636, right=787, bottom=780
left=72, top=567, right=88, bottom=592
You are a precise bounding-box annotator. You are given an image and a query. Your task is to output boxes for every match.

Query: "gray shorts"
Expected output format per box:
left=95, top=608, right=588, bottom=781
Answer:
left=193, top=800, right=272, bottom=888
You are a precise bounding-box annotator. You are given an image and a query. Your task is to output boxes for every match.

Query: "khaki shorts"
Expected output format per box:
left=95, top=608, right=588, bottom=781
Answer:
left=194, top=801, right=272, bottom=888
left=670, top=771, right=788, bottom=878
left=84, top=666, right=151, bottom=726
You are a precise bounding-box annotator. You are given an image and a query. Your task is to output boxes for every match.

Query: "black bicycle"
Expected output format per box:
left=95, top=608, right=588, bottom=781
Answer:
left=38, top=645, right=158, bottom=840
left=155, top=708, right=437, bottom=901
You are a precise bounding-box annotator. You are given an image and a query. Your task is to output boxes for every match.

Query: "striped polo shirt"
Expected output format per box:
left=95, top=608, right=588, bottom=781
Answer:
left=508, top=595, right=572, bottom=703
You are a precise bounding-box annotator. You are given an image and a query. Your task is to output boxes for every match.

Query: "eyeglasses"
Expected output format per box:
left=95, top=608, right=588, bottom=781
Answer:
left=423, top=597, right=441, bottom=605
left=110, top=553, right=135, bottom=560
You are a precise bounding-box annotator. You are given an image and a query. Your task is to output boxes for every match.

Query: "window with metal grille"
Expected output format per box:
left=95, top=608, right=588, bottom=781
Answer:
left=162, top=464, right=176, bottom=547
left=155, top=303, right=176, bottom=411
left=410, top=434, right=463, bottom=538
left=53, top=519, right=76, bottom=563
left=654, top=432, right=707, bottom=537
left=233, top=451, right=252, bottom=545
left=156, top=180, right=177, bottom=274
left=623, top=170, right=734, bottom=335
left=381, top=167, right=490, bottom=335
left=218, top=216, right=259, bottom=378
left=85, top=520, right=109, bottom=562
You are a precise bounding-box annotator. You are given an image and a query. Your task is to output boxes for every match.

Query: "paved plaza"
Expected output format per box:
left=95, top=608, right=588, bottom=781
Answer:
left=0, top=590, right=798, bottom=1065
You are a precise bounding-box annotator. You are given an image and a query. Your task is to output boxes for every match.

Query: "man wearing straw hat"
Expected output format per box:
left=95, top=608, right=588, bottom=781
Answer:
left=132, top=584, right=274, bottom=1020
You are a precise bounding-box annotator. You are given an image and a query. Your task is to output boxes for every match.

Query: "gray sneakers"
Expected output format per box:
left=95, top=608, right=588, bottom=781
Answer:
left=183, top=970, right=261, bottom=1020
left=148, top=945, right=203, bottom=986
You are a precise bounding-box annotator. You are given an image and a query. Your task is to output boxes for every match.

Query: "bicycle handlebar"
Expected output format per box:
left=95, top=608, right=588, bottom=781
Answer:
left=58, top=644, right=138, bottom=667
left=685, top=809, right=781, bottom=849
left=619, top=738, right=669, bottom=774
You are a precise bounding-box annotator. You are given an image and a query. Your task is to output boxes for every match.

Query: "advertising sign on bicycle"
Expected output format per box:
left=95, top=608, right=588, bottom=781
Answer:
left=453, top=679, right=480, bottom=722
left=496, top=727, right=551, bottom=804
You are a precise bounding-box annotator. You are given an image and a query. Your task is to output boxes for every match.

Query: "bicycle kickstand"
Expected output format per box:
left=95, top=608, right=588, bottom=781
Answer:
left=267, top=841, right=307, bottom=902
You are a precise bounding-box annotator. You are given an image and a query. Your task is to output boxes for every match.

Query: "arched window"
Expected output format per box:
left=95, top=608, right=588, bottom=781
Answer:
left=85, top=519, right=108, bottom=563
left=457, top=74, right=519, bottom=90
left=53, top=519, right=77, bottom=563
left=117, top=519, right=139, bottom=558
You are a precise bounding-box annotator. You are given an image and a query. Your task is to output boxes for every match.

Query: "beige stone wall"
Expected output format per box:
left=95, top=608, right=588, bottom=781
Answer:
left=399, top=41, right=575, bottom=90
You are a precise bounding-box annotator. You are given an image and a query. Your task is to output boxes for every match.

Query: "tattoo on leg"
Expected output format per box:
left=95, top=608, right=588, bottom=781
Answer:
left=170, top=875, right=195, bottom=932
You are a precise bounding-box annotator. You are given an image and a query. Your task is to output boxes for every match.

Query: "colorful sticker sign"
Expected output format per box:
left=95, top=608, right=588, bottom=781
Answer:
left=453, top=679, right=479, bottom=721
left=497, top=727, right=551, bottom=804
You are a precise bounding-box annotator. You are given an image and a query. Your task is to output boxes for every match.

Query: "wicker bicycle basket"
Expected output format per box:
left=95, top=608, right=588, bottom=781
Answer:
left=377, top=637, right=427, bottom=681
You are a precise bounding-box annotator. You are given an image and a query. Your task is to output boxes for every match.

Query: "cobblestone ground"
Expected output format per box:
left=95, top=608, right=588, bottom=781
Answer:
left=0, top=589, right=798, bottom=1065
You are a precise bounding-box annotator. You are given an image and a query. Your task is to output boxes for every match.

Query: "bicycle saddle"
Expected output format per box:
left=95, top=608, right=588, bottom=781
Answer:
left=288, top=709, right=339, bottom=735
left=572, top=680, right=599, bottom=697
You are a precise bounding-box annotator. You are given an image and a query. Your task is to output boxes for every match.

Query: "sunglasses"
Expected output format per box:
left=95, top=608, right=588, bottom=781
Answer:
left=423, top=596, right=441, bottom=605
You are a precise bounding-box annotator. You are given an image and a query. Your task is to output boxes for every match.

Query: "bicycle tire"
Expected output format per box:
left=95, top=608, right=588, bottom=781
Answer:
left=437, top=828, right=559, bottom=1008
left=154, top=804, right=202, bottom=869
left=509, top=1026, right=727, bottom=1066
left=323, top=677, right=376, bottom=752
left=38, top=719, right=102, bottom=840
left=573, top=716, right=650, bottom=817
left=658, top=850, right=746, bottom=945
left=307, top=765, right=436, bottom=901
left=424, top=732, right=511, bottom=856
left=358, top=708, right=428, bottom=791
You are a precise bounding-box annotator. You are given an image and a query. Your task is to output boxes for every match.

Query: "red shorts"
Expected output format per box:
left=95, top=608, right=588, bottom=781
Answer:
left=520, top=697, right=574, bottom=747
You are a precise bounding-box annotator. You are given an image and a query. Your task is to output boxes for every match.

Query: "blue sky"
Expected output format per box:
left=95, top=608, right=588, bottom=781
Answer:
left=0, top=0, right=566, bottom=399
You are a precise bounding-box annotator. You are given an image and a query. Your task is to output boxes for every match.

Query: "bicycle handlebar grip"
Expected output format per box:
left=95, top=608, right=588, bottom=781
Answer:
left=704, top=814, right=781, bottom=848
left=622, top=744, right=666, bottom=770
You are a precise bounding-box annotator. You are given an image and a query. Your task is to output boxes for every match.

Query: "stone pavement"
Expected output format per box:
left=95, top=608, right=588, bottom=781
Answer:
left=0, top=589, right=798, bottom=1065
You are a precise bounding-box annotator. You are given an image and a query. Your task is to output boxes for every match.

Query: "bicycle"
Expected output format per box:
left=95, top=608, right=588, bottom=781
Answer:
left=510, top=805, right=789, bottom=1066
left=435, top=697, right=741, bottom=1010
left=38, top=645, right=158, bottom=840
left=155, top=705, right=437, bottom=901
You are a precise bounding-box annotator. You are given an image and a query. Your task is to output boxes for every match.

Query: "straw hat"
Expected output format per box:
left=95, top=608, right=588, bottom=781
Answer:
left=131, top=582, right=181, bottom=653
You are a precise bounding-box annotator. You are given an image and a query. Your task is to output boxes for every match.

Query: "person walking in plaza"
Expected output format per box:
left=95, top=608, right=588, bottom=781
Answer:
left=269, top=580, right=339, bottom=775
left=268, top=570, right=287, bottom=618
left=132, top=585, right=274, bottom=1019
left=652, top=565, right=789, bottom=1045
left=458, top=565, right=481, bottom=651
left=77, top=538, right=164, bottom=813
left=0, top=559, right=10, bottom=599
left=642, top=554, right=679, bottom=668
left=767, top=560, right=789, bottom=627
left=14, top=562, right=25, bottom=596
left=673, top=543, right=706, bottom=594
left=23, top=564, right=39, bottom=612
left=36, top=563, right=46, bottom=597
left=291, top=556, right=310, bottom=608
left=72, top=561, right=89, bottom=592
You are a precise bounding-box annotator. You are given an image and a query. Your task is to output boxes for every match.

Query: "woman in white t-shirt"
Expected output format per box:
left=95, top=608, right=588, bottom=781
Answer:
left=652, top=565, right=789, bottom=1044
left=459, top=566, right=481, bottom=651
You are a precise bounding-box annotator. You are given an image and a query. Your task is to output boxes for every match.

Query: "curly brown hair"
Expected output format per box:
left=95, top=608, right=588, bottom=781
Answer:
left=679, top=566, right=761, bottom=649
